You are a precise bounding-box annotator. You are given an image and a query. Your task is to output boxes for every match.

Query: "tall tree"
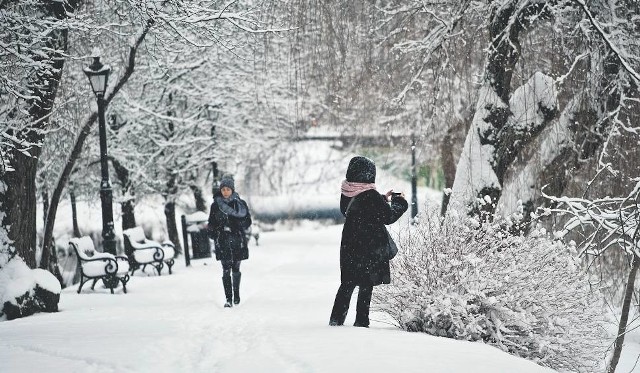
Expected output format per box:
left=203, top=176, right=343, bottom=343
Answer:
left=449, top=1, right=556, bottom=215
left=1, top=0, right=79, bottom=267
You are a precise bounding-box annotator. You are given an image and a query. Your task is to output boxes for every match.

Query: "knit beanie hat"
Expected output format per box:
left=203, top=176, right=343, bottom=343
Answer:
left=219, top=174, right=235, bottom=191
left=345, top=156, right=376, bottom=183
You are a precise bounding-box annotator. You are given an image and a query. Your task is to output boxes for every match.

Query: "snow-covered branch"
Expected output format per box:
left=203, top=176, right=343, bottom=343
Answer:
left=573, top=0, right=640, bottom=85
left=542, top=187, right=640, bottom=258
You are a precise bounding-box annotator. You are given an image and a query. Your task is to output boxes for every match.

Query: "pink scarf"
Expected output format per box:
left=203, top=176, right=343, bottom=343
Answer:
left=341, top=179, right=376, bottom=197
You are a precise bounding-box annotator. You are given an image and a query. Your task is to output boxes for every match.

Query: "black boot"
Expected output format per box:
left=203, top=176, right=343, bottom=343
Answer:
left=232, top=272, right=241, bottom=305
left=222, top=274, right=233, bottom=308
left=329, top=282, right=356, bottom=326
left=353, top=285, right=372, bottom=327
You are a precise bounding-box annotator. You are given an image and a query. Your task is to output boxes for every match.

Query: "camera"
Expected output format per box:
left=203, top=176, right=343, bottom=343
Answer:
left=391, top=192, right=402, bottom=197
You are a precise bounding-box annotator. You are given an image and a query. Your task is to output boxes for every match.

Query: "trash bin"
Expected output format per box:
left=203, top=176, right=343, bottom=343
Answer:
left=190, top=229, right=210, bottom=259
left=184, top=211, right=211, bottom=259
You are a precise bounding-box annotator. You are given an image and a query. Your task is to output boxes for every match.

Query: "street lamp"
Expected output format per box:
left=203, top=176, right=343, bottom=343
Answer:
left=206, top=104, right=220, bottom=194
left=84, top=54, right=116, bottom=255
left=411, top=135, right=418, bottom=219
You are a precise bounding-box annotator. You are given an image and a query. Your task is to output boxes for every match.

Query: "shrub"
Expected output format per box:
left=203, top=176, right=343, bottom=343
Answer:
left=374, top=209, right=607, bottom=372
left=0, top=259, right=61, bottom=320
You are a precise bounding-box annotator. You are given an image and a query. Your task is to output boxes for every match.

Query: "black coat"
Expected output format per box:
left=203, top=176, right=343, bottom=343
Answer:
left=207, top=192, right=252, bottom=261
left=339, top=190, right=408, bottom=286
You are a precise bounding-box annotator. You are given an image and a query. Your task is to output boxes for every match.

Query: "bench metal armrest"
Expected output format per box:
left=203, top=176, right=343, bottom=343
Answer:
left=131, top=245, right=164, bottom=261
left=80, top=256, right=118, bottom=275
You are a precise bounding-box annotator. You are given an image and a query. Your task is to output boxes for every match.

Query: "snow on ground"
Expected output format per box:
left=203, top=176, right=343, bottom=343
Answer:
left=1, top=223, right=559, bottom=373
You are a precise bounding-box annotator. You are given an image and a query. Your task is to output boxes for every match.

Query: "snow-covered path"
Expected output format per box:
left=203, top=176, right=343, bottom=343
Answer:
left=1, top=225, right=557, bottom=373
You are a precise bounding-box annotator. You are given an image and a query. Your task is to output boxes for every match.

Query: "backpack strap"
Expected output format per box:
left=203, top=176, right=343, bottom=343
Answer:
left=345, top=196, right=358, bottom=217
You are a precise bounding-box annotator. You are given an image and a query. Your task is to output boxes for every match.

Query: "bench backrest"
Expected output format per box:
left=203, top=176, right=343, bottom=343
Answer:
left=69, top=237, right=97, bottom=261
left=123, top=227, right=147, bottom=243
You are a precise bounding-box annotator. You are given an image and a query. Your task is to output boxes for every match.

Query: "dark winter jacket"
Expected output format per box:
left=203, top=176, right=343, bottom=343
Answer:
left=207, top=191, right=252, bottom=261
left=339, top=190, right=408, bottom=286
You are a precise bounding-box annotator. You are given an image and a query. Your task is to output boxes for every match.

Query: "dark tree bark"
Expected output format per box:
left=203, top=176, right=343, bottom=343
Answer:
left=111, top=157, right=137, bottom=230
left=120, top=198, right=137, bottom=231
left=440, top=119, right=470, bottom=216
left=483, top=3, right=553, bottom=185
left=69, top=187, right=81, bottom=237
left=607, top=255, right=640, bottom=373
left=2, top=160, right=39, bottom=267
left=41, top=185, right=63, bottom=285
left=42, top=188, right=49, bottom=234
left=190, top=185, right=207, bottom=212
left=164, top=175, right=182, bottom=255
left=2, top=2, right=69, bottom=268
left=164, top=201, right=181, bottom=255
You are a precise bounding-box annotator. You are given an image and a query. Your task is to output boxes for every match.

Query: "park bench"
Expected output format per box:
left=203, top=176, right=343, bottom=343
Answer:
left=69, top=236, right=130, bottom=294
left=123, top=227, right=175, bottom=276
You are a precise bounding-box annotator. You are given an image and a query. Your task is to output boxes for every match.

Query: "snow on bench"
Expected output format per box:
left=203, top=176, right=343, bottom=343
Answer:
left=69, top=236, right=130, bottom=294
left=123, top=227, right=175, bottom=276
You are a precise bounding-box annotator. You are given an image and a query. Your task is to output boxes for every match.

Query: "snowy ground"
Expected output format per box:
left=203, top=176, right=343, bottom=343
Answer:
left=1, top=223, right=565, bottom=373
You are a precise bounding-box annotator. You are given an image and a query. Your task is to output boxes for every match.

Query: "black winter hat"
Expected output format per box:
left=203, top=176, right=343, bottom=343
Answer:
left=219, top=174, right=235, bottom=191
left=345, top=156, right=376, bottom=183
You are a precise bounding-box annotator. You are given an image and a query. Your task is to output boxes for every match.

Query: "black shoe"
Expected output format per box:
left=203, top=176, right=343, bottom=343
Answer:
left=329, top=319, right=342, bottom=326
left=232, top=272, right=241, bottom=305
left=224, top=299, right=233, bottom=308
left=353, top=322, right=369, bottom=328
left=222, top=275, right=232, bottom=307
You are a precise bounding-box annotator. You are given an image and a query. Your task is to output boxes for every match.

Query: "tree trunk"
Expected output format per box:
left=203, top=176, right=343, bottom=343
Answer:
left=449, top=2, right=552, bottom=216
left=513, top=100, right=597, bottom=225
left=121, top=200, right=137, bottom=231
left=501, top=44, right=629, bottom=226
left=163, top=173, right=182, bottom=255
left=190, top=185, right=206, bottom=212
left=2, top=2, right=71, bottom=267
left=111, top=157, right=137, bottom=230
left=2, top=154, right=40, bottom=268
left=164, top=200, right=182, bottom=255
left=40, top=187, right=56, bottom=267
left=607, top=255, right=640, bottom=373
left=42, top=188, right=49, bottom=228
left=40, top=185, right=63, bottom=285
left=440, top=119, right=469, bottom=216
left=70, top=188, right=81, bottom=237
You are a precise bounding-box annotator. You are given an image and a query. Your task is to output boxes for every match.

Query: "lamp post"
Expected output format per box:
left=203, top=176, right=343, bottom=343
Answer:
left=84, top=55, right=116, bottom=255
left=206, top=104, right=220, bottom=194
left=411, top=135, right=418, bottom=219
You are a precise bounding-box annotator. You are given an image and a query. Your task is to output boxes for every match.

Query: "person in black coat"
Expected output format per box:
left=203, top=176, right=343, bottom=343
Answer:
left=207, top=175, right=252, bottom=308
left=329, top=156, right=408, bottom=327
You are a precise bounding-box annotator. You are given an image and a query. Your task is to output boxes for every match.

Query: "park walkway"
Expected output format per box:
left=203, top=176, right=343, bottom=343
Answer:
left=0, top=224, right=555, bottom=373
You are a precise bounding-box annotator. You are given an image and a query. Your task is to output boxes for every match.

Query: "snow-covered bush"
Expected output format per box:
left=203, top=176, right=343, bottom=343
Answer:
left=0, top=258, right=61, bottom=320
left=374, top=208, right=607, bottom=372
left=0, top=226, right=61, bottom=320
left=0, top=186, right=61, bottom=321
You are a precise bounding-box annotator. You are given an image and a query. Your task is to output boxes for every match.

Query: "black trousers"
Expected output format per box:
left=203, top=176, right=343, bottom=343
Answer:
left=329, top=281, right=373, bottom=326
left=221, top=260, right=241, bottom=302
left=221, top=260, right=241, bottom=275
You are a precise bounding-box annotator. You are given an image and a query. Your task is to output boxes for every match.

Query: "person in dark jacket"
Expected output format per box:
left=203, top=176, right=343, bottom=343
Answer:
left=329, top=156, right=408, bottom=327
left=207, top=175, right=252, bottom=308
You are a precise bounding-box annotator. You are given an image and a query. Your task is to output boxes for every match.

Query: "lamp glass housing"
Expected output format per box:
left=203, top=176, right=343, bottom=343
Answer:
left=83, top=56, right=111, bottom=97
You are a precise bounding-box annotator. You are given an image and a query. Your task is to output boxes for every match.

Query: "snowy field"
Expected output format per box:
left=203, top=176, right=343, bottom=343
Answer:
left=0, top=223, right=566, bottom=373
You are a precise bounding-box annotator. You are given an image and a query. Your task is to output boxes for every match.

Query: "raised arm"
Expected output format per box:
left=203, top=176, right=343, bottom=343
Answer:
left=366, top=192, right=408, bottom=225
